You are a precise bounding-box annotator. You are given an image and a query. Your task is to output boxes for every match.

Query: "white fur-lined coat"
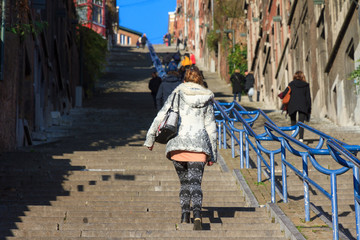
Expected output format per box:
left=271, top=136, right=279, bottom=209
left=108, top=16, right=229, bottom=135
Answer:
left=144, top=82, right=217, bottom=163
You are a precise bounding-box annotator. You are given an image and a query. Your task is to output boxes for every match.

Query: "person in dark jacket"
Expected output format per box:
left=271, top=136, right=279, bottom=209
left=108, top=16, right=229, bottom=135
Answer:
left=282, top=71, right=311, bottom=142
left=148, top=72, right=162, bottom=109
left=156, top=70, right=182, bottom=110
left=141, top=33, right=147, bottom=49
left=230, top=69, right=245, bottom=101
left=245, top=70, right=255, bottom=102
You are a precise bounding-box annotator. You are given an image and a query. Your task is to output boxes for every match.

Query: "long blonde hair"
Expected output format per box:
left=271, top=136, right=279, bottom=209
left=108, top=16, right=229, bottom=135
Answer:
left=293, top=71, right=306, bottom=82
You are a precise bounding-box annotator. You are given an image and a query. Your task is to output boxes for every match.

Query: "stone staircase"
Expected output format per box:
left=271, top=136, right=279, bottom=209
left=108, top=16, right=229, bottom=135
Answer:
left=0, top=45, right=289, bottom=239
left=0, top=146, right=287, bottom=239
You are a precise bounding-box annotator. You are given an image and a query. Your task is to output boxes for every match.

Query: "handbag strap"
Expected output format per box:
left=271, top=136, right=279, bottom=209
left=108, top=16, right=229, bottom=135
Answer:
left=169, top=91, right=181, bottom=112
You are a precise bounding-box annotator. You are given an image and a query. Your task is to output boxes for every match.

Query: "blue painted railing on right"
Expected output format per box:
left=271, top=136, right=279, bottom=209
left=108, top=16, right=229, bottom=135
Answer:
left=264, top=121, right=360, bottom=240
left=327, top=139, right=360, bottom=240
left=214, top=100, right=360, bottom=240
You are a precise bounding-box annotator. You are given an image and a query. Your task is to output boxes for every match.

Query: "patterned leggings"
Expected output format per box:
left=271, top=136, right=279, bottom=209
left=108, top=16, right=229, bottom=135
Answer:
left=173, top=161, right=206, bottom=213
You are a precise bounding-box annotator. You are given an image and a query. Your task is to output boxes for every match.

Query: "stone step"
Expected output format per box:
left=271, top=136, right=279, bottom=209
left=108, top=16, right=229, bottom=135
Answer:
left=7, top=229, right=285, bottom=238
left=3, top=215, right=273, bottom=225
left=0, top=189, right=243, bottom=197
left=2, top=222, right=280, bottom=231
left=5, top=236, right=287, bottom=240
left=1, top=184, right=240, bottom=193
left=5, top=179, right=239, bottom=187
left=0, top=174, right=235, bottom=183
left=7, top=209, right=267, bottom=218
left=2, top=201, right=250, bottom=210
left=0, top=195, right=246, bottom=203
left=3, top=202, right=252, bottom=213
left=0, top=169, right=234, bottom=176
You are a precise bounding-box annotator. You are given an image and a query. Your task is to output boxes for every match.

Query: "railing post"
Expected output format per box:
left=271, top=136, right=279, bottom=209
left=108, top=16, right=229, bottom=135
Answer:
left=281, top=141, right=288, bottom=203
left=257, top=149, right=262, bottom=183
left=217, top=122, right=222, bottom=149
left=331, top=173, right=339, bottom=240
left=353, top=166, right=360, bottom=240
left=303, top=154, right=310, bottom=222
left=240, top=131, right=244, bottom=169
left=270, top=152, right=276, bottom=203
left=231, top=125, right=235, bottom=158
left=223, top=122, right=227, bottom=149
left=245, top=134, right=250, bottom=168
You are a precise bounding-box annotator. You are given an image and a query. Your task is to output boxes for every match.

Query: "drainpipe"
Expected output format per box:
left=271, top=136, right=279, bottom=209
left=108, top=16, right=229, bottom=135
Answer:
left=184, top=0, right=187, bottom=37
left=211, top=0, right=214, bottom=30
left=0, top=0, right=5, bottom=80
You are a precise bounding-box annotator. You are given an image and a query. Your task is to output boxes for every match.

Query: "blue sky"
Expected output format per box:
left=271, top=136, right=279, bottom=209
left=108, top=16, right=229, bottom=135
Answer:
left=117, top=0, right=177, bottom=44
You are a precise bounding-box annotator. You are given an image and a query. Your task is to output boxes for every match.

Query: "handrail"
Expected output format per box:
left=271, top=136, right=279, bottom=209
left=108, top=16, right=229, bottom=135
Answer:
left=327, top=139, right=360, bottom=239
left=214, top=100, right=360, bottom=240
left=264, top=121, right=360, bottom=240
left=214, top=101, right=291, bottom=202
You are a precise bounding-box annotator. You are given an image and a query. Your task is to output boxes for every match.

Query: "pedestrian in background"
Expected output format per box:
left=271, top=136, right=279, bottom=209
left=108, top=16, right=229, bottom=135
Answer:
left=166, top=33, right=172, bottom=47
left=181, top=53, right=192, bottom=69
left=144, top=69, right=217, bottom=230
left=155, top=66, right=182, bottom=110
left=136, top=37, right=141, bottom=48
left=176, top=33, right=183, bottom=51
left=283, top=71, right=311, bottom=142
left=148, top=72, right=162, bottom=109
left=183, top=36, right=188, bottom=50
left=245, top=70, right=255, bottom=102
left=230, top=69, right=245, bottom=102
left=141, top=33, right=147, bottom=49
left=190, top=52, right=196, bottom=66
left=172, top=51, right=181, bottom=66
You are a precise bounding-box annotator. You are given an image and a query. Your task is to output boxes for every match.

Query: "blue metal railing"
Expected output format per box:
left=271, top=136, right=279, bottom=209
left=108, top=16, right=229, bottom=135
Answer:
left=263, top=121, right=360, bottom=240
left=214, top=100, right=360, bottom=240
left=327, top=139, right=360, bottom=240
left=214, top=100, right=297, bottom=203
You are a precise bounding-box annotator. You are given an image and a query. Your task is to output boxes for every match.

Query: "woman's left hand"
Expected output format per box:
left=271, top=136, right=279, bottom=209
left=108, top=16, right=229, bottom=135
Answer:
left=207, top=161, right=214, bottom=166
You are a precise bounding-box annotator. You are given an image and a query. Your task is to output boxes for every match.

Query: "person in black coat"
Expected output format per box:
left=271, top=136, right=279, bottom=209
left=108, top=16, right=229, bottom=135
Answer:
left=230, top=69, right=245, bottom=101
left=141, top=33, right=147, bottom=49
left=156, top=70, right=182, bottom=110
left=148, top=72, right=162, bottom=109
left=282, top=71, right=311, bottom=141
left=245, top=71, right=255, bottom=102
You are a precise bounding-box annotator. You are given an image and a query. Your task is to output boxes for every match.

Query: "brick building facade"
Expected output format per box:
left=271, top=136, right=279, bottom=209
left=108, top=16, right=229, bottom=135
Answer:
left=117, top=26, right=142, bottom=46
left=174, top=0, right=247, bottom=82
left=0, top=0, right=81, bottom=151
left=74, top=0, right=107, bottom=37
left=245, top=0, right=360, bottom=126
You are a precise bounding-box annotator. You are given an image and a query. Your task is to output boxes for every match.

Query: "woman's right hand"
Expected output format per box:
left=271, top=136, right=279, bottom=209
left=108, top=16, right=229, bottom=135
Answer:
left=147, top=145, right=154, bottom=151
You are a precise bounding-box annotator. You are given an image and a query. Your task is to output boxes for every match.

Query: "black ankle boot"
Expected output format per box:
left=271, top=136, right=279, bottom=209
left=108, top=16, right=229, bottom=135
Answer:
left=193, top=211, right=202, bottom=230
left=181, top=212, right=190, bottom=223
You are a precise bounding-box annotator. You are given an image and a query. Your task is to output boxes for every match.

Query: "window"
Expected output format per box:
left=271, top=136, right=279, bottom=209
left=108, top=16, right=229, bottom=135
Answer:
left=127, top=36, right=131, bottom=45
left=93, top=0, right=103, bottom=5
left=92, top=5, right=102, bottom=24
left=346, top=38, right=354, bottom=61
left=76, top=6, right=88, bottom=21
left=120, top=34, right=125, bottom=45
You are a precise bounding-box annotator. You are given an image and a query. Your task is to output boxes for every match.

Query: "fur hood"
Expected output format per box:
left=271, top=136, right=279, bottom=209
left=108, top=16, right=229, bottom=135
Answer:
left=175, top=82, right=214, bottom=108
